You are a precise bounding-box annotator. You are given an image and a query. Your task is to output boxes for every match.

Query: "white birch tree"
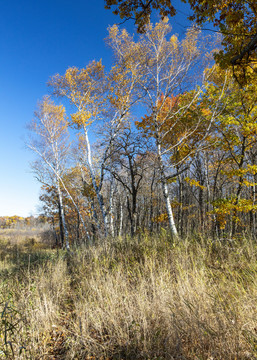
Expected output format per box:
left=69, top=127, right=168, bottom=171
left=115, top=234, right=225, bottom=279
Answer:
left=107, top=18, right=224, bottom=237
left=27, top=96, right=91, bottom=249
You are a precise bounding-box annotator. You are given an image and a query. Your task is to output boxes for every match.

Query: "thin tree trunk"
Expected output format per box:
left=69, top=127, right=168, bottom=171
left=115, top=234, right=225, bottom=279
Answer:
left=57, top=180, right=70, bottom=251
left=84, top=127, right=108, bottom=237
left=57, top=199, right=64, bottom=247
left=232, top=139, right=246, bottom=235
left=126, top=196, right=134, bottom=237
left=131, top=193, right=137, bottom=237
left=203, top=151, right=211, bottom=232
left=177, top=173, right=183, bottom=237
left=252, top=173, right=257, bottom=238
left=76, top=209, right=80, bottom=245
left=149, top=170, right=155, bottom=233
left=157, top=142, right=178, bottom=238
left=119, top=201, right=123, bottom=237
left=199, top=186, right=204, bottom=233
left=109, top=177, right=115, bottom=237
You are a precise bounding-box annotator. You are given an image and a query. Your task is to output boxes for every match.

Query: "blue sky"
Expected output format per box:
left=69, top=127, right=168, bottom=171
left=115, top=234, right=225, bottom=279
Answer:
left=0, top=0, right=193, bottom=217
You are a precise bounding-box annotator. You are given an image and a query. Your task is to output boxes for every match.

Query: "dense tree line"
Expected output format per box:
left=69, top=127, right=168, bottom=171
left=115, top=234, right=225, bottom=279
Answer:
left=0, top=215, right=47, bottom=229
left=27, top=19, right=257, bottom=248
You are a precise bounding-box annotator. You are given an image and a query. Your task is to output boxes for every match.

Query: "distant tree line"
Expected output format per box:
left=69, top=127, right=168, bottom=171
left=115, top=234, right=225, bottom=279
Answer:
left=0, top=215, right=47, bottom=229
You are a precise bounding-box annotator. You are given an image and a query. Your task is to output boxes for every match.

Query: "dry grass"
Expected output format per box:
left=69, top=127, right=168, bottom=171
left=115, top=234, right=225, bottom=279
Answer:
left=0, top=225, right=50, bottom=246
left=0, top=234, right=256, bottom=359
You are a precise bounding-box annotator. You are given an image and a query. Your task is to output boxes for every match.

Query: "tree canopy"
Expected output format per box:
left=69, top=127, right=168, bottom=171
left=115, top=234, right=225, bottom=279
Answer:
left=105, top=0, right=257, bottom=81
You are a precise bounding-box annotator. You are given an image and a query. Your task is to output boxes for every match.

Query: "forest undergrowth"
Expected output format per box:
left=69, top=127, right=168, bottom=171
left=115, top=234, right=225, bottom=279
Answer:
left=0, top=232, right=256, bottom=359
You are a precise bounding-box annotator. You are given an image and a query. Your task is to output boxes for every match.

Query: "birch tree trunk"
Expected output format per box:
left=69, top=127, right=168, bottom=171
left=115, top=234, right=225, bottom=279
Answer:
left=84, top=126, right=108, bottom=237
left=56, top=179, right=70, bottom=251
left=149, top=170, right=155, bottom=233
left=109, top=176, right=115, bottom=237
left=157, top=141, right=178, bottom=238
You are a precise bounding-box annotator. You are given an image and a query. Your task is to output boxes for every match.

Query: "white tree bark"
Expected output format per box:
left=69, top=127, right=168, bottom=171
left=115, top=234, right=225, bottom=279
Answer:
left=84, top=127, right=108, bottom=237
left=109, top=177, right=115, bottom=237
left=157, top=141, right=178, bottom=237
left=56, top=179, right=70, bottom=251
left=27, top=144, right=91, bottom=245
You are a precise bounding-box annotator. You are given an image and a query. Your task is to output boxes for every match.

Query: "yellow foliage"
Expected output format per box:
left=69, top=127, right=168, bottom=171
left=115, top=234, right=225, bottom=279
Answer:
left=71, top=111, right=93, bottom=127
left=184, top=177, right=206, bottom=190
left=49, top=61, right=105, bottom=130
left=153, top=213, right=168, bottom=223
left=210, top=197, right=257, bottom=229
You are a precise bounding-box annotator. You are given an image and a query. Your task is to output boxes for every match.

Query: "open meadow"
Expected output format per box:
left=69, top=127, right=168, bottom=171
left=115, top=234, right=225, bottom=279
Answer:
left=0, top=229, right=256, bottom=359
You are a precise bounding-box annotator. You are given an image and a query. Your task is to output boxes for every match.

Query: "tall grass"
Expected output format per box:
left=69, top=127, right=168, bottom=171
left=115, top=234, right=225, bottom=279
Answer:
left=0, top=234, right=256, bottom=359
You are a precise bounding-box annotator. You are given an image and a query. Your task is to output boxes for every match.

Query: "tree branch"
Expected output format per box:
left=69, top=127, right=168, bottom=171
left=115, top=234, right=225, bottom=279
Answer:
left=231, top=32, right=257, bottom=65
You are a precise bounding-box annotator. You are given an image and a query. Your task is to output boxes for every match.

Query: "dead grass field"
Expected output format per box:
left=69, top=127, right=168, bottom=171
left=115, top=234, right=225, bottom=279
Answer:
left=0, top=233, right=256, bottom=359
left=0, top=224, right=51, bottom=244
